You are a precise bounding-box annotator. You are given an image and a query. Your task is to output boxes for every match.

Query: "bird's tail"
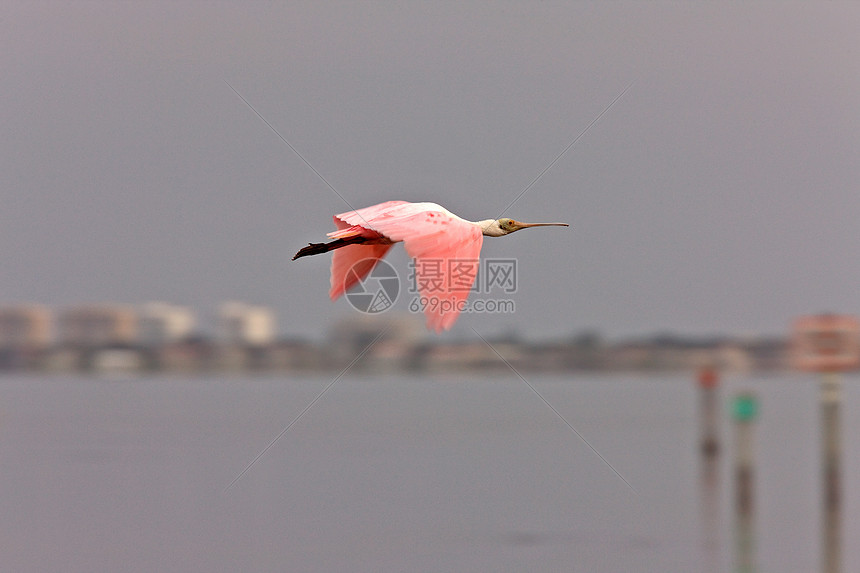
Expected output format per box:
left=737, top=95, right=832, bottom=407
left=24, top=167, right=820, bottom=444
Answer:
left=292, top=235, right=371, bottom=260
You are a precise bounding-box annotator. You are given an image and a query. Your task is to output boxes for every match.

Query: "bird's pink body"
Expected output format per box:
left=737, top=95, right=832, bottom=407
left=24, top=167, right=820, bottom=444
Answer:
left=328, top=201, right=483, bottom=332
left=294, top=200, right=567, bottom=332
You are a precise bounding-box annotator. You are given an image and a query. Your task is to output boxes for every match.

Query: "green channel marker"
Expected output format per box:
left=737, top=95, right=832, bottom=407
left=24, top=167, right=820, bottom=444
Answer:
left=732, top=393, right=759, bottom=422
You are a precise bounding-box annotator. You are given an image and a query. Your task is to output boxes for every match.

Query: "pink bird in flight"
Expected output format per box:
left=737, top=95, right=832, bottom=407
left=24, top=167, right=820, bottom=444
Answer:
left=293, top=201, right=568, bottom=332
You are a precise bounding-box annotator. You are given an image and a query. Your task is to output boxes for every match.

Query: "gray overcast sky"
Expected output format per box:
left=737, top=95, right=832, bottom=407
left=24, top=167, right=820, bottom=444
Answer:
left=2, top=2, right=858, bottom=341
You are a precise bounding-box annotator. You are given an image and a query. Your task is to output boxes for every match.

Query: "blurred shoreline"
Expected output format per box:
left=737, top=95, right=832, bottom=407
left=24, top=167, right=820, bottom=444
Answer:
left=0, top=304, right=787, bottom=376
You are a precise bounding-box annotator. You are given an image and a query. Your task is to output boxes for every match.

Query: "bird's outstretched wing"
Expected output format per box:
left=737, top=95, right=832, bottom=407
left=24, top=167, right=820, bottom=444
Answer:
left=328, top=219, right=393, bottom=300
left=327, top=201, right=409, bottom=299
left=333, top=201, right=483, bottom=332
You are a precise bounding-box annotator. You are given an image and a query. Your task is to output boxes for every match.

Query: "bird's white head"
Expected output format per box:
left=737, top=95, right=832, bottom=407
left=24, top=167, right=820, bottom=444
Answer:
left=478, top=217, right=569, bottom=237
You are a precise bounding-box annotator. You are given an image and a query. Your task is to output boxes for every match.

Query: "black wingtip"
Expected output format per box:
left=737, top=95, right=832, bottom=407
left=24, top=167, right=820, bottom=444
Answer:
left=292, top=242, right=327, bottom=261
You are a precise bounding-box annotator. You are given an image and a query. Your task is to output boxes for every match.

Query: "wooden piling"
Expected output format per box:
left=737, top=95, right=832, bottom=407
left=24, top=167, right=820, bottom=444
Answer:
left=698, top=365, right=720, bottom=457
left=695, top=366, right=722, bottom=573
left=732, top=392, right=758, bottom=573
left=821, top=372, right=841, bottom=573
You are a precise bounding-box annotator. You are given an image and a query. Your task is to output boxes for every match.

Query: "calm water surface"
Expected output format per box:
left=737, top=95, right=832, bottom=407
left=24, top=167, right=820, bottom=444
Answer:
left=1, top=372, right=858, bottom=572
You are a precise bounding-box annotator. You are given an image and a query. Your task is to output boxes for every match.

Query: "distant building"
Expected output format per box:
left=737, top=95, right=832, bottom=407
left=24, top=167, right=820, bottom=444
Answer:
left=327, top=314, right=423, bottom=369
left=138, top=302, right=195, bottom=346
left=218, top=302, right=275, bottom=346
left=267, top=339, right=324, bottom=370
left=0, top=304, right=52, bottom=349
left=420, top=340, right=499, bottom=372
left=91, top=348, right=143, bottom=373
left=58, top=304, right=137, bottom=347
left=154, top=339, right=211, bottom=372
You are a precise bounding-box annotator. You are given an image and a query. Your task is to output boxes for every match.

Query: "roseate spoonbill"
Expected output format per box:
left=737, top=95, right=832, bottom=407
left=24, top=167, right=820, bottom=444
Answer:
left=293, top=201, right=568, bottom=332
